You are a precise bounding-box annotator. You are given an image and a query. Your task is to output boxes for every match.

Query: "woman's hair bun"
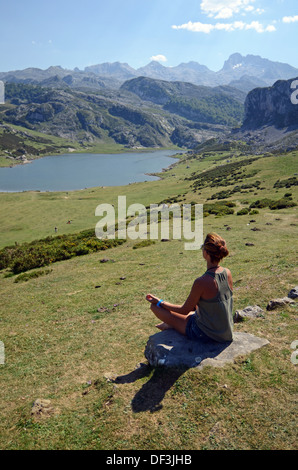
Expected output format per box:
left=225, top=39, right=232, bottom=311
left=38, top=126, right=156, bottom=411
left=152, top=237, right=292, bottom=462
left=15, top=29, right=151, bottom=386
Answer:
left=203, top=232, right=229, bottom=261
left=220, top=245, right=229, bottom=257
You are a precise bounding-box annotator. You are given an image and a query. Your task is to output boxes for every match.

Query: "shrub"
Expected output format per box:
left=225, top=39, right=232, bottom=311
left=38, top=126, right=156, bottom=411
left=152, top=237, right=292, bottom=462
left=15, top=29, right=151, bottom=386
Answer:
left=14, top=268, right=52, bottom=283
left=210, top=180, right=261, bottom=200
left=186, top=157, right=259, bottom=191
left=0, top=229, right=125, bottom=274
left=269, top=198, right=297, bottom=210
left=203, top=201, right=235, bottom=217
left=237, top=208, right=249, bottom=215
left=249, top=196, right=297, bottom=211
left=273, top=177, right=297, bottom=189
left=133, top=240, right=156, bottom=249
left=249, top=198, right=274, bottom=209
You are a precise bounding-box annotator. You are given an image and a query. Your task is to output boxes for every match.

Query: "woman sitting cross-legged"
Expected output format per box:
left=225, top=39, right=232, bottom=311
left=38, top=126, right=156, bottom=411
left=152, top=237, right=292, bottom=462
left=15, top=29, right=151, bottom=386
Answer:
left=146, top=232, right=234, bottom=343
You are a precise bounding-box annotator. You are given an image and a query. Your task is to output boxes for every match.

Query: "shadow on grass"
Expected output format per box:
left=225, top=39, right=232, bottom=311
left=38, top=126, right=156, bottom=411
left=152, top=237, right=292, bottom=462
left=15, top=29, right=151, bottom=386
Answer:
left=113, top=363, right=188, bottom=413
left=112, top=330, right=233, bottom=413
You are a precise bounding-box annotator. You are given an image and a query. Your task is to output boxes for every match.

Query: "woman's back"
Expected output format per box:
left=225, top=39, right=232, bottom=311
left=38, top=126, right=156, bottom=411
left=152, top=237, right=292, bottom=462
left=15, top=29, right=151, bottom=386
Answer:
left=200, top=267, right=233, bottom=300
left=195, top=268, right=234, bottom=342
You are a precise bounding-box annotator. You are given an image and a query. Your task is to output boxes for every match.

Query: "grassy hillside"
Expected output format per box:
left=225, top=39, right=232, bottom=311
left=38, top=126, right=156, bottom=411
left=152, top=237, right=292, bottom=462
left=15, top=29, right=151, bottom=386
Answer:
left=0, top=148, right=297, bottom=450
left=0, top=122, right=84, bottom=165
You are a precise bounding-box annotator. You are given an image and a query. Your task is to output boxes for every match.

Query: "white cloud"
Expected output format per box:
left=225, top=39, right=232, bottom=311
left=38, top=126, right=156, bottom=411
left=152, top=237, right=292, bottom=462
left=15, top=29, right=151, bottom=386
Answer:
left=172, top=1, right=275, bottom=35
left=150, top=54, right=167, bottom=62
left=172, top=21, right=214, bottom=33
left=200, top=0, right=257, bottom=19
left=282, top=15, right=298, bottom=23
left=254, top=8, right=265, bottom=15
left=172, top=19, right=276, bottom=34
left=215, top=7, right=235, bottom=19
left=245, top=20, right=275, bottom=32
left=265, top=24, right=276, bottom=32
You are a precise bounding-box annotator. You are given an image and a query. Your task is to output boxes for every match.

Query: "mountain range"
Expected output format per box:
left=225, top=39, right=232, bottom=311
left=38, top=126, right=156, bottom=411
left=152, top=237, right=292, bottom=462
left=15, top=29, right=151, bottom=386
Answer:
left=1, top=53, right=298, bottom=94
left=0, top=53, right=297, bottom=161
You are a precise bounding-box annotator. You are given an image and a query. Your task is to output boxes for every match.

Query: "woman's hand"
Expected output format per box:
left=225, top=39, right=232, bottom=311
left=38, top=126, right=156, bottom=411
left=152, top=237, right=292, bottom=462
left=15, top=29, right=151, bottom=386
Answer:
left=146, top=294, right=159, bottom=304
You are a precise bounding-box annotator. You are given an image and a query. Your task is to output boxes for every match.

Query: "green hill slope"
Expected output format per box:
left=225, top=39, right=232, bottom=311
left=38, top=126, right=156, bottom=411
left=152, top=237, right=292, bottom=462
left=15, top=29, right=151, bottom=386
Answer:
left=121, top=76, right=244, bottom=125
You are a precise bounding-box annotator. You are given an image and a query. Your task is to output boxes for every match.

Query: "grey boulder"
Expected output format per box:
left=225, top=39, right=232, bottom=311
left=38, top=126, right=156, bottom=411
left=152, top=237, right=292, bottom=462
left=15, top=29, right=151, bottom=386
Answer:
left=144, top=329, right=269, bottom=369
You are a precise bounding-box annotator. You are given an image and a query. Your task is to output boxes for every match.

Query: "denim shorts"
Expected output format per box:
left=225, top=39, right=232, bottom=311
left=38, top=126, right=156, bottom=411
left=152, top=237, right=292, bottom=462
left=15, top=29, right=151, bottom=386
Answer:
left=185, top=314, right=214, bottom=343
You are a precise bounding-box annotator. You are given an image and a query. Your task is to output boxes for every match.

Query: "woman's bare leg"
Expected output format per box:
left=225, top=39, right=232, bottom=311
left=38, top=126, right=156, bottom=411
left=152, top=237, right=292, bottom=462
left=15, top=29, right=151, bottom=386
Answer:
left=156, top=322, right=173, bottom=331
left=150, top=303, right=192, bottom=335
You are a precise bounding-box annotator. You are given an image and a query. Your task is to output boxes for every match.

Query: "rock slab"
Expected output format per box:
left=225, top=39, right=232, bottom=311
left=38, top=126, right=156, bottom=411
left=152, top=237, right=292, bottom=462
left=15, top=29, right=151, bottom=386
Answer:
left=144, top=330, right=269, bottom=369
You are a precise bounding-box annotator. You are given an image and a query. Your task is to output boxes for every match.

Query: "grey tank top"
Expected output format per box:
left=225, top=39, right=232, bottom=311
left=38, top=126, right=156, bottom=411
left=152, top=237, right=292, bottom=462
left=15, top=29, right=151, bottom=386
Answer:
left=195, top=268, right=233, bottom=342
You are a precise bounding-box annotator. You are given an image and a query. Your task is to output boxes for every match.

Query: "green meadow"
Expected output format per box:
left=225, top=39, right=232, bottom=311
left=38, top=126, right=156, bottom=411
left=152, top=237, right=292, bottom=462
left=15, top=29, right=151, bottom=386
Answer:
left=0, top=148, right=297, bottom=450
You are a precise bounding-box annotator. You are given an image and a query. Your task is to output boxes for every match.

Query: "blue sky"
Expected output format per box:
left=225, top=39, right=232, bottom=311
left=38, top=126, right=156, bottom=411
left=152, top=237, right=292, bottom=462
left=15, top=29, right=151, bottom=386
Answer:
left=0, top=0, right=297, bottom=72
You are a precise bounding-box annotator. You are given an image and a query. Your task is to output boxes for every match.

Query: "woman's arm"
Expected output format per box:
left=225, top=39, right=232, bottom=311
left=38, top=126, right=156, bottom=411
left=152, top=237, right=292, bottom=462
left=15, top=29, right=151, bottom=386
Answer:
left=146, top=278, right=203, bottom=315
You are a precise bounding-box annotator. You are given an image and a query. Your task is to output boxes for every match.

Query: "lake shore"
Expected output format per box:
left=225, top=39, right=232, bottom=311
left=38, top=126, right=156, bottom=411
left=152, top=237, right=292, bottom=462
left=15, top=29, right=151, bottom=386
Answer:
left=0, top=149, right=183, bottom=193
left=0, top=143, right=183, bottom=168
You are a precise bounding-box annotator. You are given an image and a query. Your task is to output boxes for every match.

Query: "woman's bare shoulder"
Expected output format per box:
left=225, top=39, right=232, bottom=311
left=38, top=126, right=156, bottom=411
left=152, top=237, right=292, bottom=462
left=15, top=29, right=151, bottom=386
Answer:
left=225, top=267, right=232, bottom=277
left=224, top=267, right=233, bottom=289
left=194, top=273, right=212, bottom=286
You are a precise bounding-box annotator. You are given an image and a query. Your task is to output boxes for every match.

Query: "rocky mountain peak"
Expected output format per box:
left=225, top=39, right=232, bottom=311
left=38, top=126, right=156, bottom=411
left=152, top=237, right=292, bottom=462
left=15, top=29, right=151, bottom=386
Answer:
left=222, top=53, right=244, bottom=70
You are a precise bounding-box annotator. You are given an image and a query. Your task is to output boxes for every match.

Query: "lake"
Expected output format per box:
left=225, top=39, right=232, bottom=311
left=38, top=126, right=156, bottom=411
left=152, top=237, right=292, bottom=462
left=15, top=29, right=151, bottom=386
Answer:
left=0, top=150, right=179, bottom=192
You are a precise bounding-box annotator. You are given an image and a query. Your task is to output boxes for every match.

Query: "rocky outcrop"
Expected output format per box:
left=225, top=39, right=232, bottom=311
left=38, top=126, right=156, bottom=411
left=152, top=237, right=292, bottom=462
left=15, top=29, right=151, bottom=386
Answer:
left=242, top=77, right=298, bottom=129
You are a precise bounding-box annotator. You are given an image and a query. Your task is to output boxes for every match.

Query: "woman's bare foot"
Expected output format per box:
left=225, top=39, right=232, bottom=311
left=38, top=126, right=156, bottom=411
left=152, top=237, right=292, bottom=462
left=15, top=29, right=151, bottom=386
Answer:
left=156, top=322, right=173, bottom=331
